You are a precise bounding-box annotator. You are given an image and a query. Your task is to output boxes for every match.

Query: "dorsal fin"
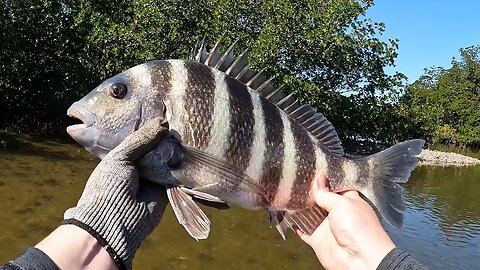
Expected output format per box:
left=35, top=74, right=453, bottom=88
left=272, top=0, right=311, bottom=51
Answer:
left=191, top=36, right=344, bottom=156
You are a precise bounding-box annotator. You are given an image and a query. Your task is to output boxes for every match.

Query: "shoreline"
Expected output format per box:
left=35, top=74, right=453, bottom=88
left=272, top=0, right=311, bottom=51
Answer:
left=2, top=131, right=479, bottom=167
left=418, top=149, right=480, bottom=166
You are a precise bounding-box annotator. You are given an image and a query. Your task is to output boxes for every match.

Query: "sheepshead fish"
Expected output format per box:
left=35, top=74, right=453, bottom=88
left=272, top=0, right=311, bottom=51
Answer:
left=67, top=36, right=425, bottom=240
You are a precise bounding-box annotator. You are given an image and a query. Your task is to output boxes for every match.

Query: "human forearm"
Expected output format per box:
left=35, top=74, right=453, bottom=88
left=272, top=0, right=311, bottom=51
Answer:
left=35, top=225, right=117, bottom=270
left=2, top=120, right=167, bottom=270
left=1, top=225, right=118, bottom=270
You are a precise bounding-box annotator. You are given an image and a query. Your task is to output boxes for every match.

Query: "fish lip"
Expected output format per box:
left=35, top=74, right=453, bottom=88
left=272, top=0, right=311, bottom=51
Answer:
left=66, top=102, right=116, bottom=158
left=66, top=103, right=96, bottom=133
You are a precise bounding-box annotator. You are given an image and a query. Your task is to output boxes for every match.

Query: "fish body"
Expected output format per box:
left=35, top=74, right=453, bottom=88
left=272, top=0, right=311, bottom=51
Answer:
left=67, top=37, right=424, bottom=240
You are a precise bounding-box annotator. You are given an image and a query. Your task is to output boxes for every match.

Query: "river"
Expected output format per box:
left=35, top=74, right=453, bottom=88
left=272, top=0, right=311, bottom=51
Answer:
left=0, top=132, right=479, bottom=269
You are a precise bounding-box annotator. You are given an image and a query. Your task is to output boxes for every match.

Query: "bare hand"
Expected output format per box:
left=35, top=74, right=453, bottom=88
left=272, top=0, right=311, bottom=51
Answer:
left=297, top=175, right=395, bottom=270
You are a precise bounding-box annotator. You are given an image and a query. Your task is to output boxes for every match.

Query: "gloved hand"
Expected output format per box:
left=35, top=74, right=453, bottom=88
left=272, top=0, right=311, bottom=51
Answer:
left=62, top=118, right=169, bottom=270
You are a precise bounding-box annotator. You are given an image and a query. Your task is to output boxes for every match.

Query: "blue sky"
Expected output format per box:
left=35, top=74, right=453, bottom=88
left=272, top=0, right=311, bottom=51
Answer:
left=367, top=0, right=480, bottom=83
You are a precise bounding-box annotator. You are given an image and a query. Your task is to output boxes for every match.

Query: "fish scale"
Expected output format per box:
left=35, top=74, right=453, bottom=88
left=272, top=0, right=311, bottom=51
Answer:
left=223, top=75, right=255, bottom=171
left=182, top=61, right=215, bottom=149
left=287, top=119, right=316, bottom=209
left=257, top=97, right=284, bottom=206
left=169, top=60, right=315, bottom=210
left=66, top=35, right=425, bottom=241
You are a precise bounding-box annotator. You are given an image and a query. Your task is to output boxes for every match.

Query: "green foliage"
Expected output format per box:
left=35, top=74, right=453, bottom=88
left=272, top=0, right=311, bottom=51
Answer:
left=403, top=46, right=480, bottom=147
left=0, top=0, right=96, bottom=132
left=1, top=0, right=408, bottom=146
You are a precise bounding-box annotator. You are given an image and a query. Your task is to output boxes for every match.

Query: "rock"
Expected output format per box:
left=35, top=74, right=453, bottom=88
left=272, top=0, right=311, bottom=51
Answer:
left=418, top=149, right=480, bottom=166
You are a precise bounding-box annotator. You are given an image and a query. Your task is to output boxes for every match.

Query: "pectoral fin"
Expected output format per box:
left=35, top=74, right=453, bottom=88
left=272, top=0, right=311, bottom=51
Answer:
left=179, top=186, right=226, bottom=203
left=166, top=187, right=211, bottom=240
left=180, top=186, right=230, bottom=210
left=180, top=145, right=265, bottom=194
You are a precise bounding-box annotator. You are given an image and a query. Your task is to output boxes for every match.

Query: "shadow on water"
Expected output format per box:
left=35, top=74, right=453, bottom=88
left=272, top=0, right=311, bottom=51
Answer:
left=0, top=132, right=95, bottom=162
left=1, top=133, right=479, bottom=269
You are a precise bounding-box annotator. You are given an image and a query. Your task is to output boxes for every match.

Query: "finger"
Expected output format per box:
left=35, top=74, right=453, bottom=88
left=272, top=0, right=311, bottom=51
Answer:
left=312, top=180, right=346, bottom=212
left=313, top=174, right=329, bottom=192
left=297, top=218, right=331, bottom=247
left=342, top=190, right=362, bottom=200
left=295, top=227, right=312, bottom=245
left=107, top=117, right=168, bottom=161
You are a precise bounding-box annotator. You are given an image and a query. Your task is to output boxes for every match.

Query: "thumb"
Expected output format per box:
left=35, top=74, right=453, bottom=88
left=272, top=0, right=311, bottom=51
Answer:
left=342, top=190, right=362, bottom=200
left=311, top=174, right=345, bottom=212
left=107, top=117, right=168, bottom=161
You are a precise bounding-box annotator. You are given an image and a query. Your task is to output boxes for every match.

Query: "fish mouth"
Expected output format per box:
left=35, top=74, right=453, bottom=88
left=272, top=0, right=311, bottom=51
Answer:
left=66, top=103, right=95, bottom=134
left=66, top=102, right=114, bottom=159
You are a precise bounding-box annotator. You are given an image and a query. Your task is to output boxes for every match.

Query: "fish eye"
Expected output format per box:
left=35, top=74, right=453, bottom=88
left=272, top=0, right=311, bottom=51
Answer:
left=109, top=83, right=127, bottom=99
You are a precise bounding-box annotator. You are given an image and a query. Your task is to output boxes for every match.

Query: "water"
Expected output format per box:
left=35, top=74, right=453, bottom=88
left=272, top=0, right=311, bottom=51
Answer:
left=1, top=132, right=479, bottom=269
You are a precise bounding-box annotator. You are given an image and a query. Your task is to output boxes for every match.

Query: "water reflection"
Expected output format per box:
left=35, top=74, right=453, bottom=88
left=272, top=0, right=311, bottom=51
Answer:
left=1, top=133, right=479, bottom=269
left=388, top=166, right=480, bottom=269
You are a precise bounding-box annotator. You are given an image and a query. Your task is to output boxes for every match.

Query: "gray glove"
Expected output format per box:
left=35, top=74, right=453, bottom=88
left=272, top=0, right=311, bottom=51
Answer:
left=63, top=118, right=169, bottom=270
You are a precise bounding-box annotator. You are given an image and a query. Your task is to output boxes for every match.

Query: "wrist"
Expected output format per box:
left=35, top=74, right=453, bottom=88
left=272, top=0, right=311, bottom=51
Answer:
left=35, top=225, right=117, bottom=270
left=62, top=219, right=127, bottom=270
left=63, top=189, right=147, bottom=270
left=361, top=236, right=396, bottom=269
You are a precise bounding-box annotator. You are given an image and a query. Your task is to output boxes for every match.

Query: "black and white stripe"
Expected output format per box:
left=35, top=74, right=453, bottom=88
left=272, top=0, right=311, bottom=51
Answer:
left=224, top=76, right=255, bottom=172
left=127, top=63, right=153, bottom=90
left=150, top=61, right=173, bottom=97
left=325, top=155, right=345, bottom=191
left=204, top=69, right=232, bottom=158
left=271, top=113, right=298, bottom=209
left=313, top=138, right=328, bottom=175
left=258, top=98, right=284, bottom=206
left=342, top=160, right=359, bottom=187
left=166, top=59, right=351, bottom=210
left=165, top=60, right=189, bottom=139
left=244, top=91, right=267, bottom=183
left=182, top=61, right=216, bottom=148
left=286, top=120, right=317, bottom=209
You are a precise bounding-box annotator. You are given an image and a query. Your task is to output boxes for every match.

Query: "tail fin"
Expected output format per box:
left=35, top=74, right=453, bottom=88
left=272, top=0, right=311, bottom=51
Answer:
left=360, top=139, right=425, bottom=229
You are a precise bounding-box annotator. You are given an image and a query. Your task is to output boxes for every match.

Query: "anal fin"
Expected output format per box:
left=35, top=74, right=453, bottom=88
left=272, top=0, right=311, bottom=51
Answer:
left=283, top=205, right=328, bottom=235
left=166, top=187, right=211, bottom=240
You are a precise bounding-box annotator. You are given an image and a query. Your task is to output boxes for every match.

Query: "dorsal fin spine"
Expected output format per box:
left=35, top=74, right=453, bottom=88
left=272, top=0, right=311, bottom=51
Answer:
left=193, top=36, right=345, bottom=156
left=256, top=76, right=276, bottom=94
left=192, top=36, right=206, bottom=61
left=315, top=127, right=335, bottom=138
left=235, top=63, right=252, bottom=80
left=225, top=49, right=249, bottom=76
left=301, top=118, right=317, bottom=126
left=308, top=118, right=327, bottom=130
left=246, top=67, right=267, bottom=86
left=265, top=84, right=284, bottom=98
left=215, top=39, right=239, bottom=69
left=276, top=93, right=295, bottom=108
left=284, top=100, right=299, bottom=113
left=205, top=35, right=224, bottom=66
left=291, top=105, right=311, bottom=118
